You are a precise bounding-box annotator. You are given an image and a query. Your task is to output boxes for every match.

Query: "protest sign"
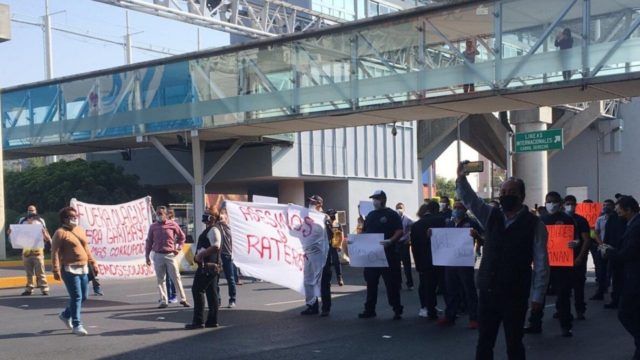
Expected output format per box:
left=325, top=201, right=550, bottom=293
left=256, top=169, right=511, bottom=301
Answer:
left=9, top=224, right=44, bottom=249
left=226, top=201, right=332, bottom=294
left=430, top=228, right=475, bottom=267
left=576, top=202, right=603, bottom=228
left=359, top=201, right=375, bottom=219
left=546, top=225, right=574, bottom=267
left=347, top=233, right=388, bottom=267
left=71, top=197, right=155, bottom=279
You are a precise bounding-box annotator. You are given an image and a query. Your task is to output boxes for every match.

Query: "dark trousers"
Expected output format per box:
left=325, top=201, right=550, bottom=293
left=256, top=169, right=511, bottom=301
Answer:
left=363, top=256, right=402, bottom=314
left=321, top=261, right=332, bottom=312
left=591, top=244, right=610, bottom=294
left=609, top=260, right=625, bottom=306
left=418, top=265, right=441, bottom=316
left=529, top=267, right=573, bottom=330
left=562, top=70, right=572, bottom=81
left=445, top=266, right=478, bottom=321
left=88, top=266, right=102, bottom=292
left=328, top=248, right=342, bottom=278
left=618, top=293, right=640, bottom=359
left=476, top=289, right=528, bottom=360
left=191, top=269, right=219, bottom=325
left=572, top=263, right=587, bottom=315
left=463, top=83, right=475, bottom=93
left=399, top=244, right=413, bottom=287
left=220, top=253, right=237, bottom=302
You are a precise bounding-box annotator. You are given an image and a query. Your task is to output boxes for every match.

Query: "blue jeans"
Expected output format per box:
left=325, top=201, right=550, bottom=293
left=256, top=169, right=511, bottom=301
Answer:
left=61, top=270, right=89, bottom=327
left=220, top=253, right=237, bottom=302
left=166, top=271, right=176, bottom=299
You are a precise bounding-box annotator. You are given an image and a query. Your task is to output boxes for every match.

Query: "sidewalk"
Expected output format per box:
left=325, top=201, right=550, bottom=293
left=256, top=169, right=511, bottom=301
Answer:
left=0, top=259, right=60, bottom=289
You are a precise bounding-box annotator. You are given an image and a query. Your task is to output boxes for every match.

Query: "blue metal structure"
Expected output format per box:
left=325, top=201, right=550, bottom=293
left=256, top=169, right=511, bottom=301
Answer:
left=2, top=0, right=639, bottom=159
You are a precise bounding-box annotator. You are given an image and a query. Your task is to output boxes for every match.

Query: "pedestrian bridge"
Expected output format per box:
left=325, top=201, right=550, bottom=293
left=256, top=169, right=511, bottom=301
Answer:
left=2, top=0, right=639, bottom=159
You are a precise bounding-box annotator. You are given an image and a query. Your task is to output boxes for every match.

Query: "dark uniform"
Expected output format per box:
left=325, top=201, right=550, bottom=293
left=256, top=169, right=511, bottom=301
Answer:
left=361, top=207, right=403, bottom=317
left=320, top=216, right=335, bottom=315
left=410, top=213, right=446, bottom=318
left=568, top=212, right=590, bottom=317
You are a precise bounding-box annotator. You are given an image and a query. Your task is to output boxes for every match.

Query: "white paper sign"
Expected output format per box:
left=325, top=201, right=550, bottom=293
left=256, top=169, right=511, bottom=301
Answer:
left=347, top=233, right=388, bottom=267
left=225, top=201, right=327, bottom=294
left=71, top=197, right=155, bottom=279
left=430, top=228, right=475, bottom=267
left=253, top=195, right=279, bottom=204
left=9, top=224, right=44, bottom=249
left=359, top=201, right=375, bottom=219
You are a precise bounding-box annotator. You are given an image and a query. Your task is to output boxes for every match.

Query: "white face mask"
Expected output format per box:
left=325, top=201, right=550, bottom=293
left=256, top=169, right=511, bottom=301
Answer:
left=439, top=203, right=447, bottom=211
left=564, top=205, right=576, bottom=214
left=546, top=202, right=560, bottom=214
left=69, top=219, right=79, bottom=227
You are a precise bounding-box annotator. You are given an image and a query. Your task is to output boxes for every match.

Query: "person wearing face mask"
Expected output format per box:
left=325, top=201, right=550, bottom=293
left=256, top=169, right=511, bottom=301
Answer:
left=51, top=207, right=99, bottom=336
left=300, top=195, right=331, bottom=316
left=440, top=196, right=453, bottom=220
left=437, top=201, right=482, bottom=329
left=395, top=203, right=414, bottom=291
left=358, top=190, right=404, bottom=320
left=14, top=205, right=50, bottom=296
left=599, top=196, right=640, bottom=360
left=456, top=162, right=549, bottom=360
left=524, top=191, right=577, bottom=338
left=592, top=199, right=615, bottom=300
left=145, top=207, right=191, bottom=309
left=602, top=198, right=627, bottom=310
left=563, top=195, right=591, bottom=320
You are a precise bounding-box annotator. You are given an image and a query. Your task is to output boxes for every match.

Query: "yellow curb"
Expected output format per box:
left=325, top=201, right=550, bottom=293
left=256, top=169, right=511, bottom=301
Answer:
left=0, top=259, right=52, bottom=267
left=0, top=274, right=61, bottom=289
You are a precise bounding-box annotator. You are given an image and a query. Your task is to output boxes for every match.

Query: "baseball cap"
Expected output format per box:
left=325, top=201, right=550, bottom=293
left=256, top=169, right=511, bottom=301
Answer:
left=369, top=190, right=387, bottom=199
left=308, top=195, right=323, bottom=204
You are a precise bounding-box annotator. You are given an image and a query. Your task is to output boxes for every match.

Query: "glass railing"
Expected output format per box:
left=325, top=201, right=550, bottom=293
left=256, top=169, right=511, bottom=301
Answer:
left=2, top=0, right=639, bottom=150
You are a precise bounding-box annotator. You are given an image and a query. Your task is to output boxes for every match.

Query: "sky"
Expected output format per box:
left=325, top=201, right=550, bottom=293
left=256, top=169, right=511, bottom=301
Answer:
left=0, top=0, right=230, bottom=87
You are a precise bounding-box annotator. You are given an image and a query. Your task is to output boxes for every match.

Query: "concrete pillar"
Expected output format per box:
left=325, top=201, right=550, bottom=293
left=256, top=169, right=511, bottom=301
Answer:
left=512, top=107, right=553, bottom=209
left=278, top=180, right=305, bottom=206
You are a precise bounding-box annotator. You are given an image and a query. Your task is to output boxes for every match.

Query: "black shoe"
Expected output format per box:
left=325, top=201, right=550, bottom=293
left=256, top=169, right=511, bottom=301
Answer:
left=393, top=313, right=402, bottom=320
left=21, top=291, right=32, bottom=296
left=184, top=323, right=205, bottom=330
left=590, top=292, right=604, bottom=300
left=301, top=302, right=319, bottom=315
left=604, top=302, right=618, bottom=309
left=205, top=322, right=219, bottom=328
left=320, top=310, right=330, bottom=317
left=561, top=328, right=573, bottom=337
left=358, top=311, right=376, bottom=319
left=524, top=325, right=542, bottom=334
left=576, top=313, right=586, bottom=320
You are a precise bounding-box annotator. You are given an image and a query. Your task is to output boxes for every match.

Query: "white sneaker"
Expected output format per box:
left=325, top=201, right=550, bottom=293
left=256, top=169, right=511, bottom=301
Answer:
left=418, top=308, right=428, bottom=318
left=59, top=312, right=72, bottom=329
left=228, top=301, right=236, bottom=308
left=72, top=325, right=88, bottom=336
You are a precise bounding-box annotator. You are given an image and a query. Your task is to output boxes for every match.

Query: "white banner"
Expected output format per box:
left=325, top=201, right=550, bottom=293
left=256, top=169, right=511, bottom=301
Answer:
left=71, top=197, right=155, bottom=279
left=9, top=224, right=44, bottom=249
left=347, top=233, right=388, bottom=267
left=226, top=201, right=328, bottom=294
left=430, top=228, right=475, bottom=267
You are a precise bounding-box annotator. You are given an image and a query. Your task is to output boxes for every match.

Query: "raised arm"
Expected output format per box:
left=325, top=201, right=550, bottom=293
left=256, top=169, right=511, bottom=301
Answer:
left=456, top=174, right=493, bottom=229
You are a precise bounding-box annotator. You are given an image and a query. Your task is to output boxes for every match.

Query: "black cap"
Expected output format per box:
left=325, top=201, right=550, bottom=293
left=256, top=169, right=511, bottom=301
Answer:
left=325, top=209, right=337, bottom=216
left=308, top=195, right=323, bottom=204
left=369, top=190, right=387, bottom=199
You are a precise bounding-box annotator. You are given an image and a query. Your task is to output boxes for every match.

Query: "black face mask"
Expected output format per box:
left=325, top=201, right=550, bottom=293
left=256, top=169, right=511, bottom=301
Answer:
left=499, top=195, right=521, bottom=212
left=201, top=214, right=212, bottom=223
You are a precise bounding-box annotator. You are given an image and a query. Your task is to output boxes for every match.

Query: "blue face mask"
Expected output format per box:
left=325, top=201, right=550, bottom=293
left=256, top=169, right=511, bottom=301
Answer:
left=452, top=209, right=465, bottom=219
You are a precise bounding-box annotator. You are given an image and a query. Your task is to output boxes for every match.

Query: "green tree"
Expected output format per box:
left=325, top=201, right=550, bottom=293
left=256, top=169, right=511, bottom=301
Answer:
left=436, top=176, right=456, bottom=201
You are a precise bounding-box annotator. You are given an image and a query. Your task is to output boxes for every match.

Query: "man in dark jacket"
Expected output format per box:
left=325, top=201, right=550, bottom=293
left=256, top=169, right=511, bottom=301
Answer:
left=410, top=201, right=446, bottom=320
left=604, top=207, right=626, bottom=309
left=456, top=162, right=549, bottom=360
left=601, top=196, right=640, bottom=360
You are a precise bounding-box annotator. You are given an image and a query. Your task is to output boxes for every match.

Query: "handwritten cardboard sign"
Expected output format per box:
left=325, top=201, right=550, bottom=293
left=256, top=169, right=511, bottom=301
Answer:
left=546, top=225, right=574, bottom=267
left=71, top=197, right=155, bottom=279
left=347, top=233, right=388, bottom=267
left=576, top=202, right=603, bottom=228
left=9, top=224, right=44, bottom=249
left=430, top=228, right=475, bottom=267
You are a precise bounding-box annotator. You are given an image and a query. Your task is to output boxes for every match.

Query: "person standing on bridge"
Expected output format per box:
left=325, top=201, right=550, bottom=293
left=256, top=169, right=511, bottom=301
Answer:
left=455, top=162, right=549, bottom=360
left=145, top=207, right=191, bottom=309
left=52, top=207, right=100, bottom=336
left=555, top=28, right=574, bottom=81
left=463, top=39, right=480, bottom=93
left=600, top=196, right=640, bottom=360
left=358, top=190, right=404, bottom=320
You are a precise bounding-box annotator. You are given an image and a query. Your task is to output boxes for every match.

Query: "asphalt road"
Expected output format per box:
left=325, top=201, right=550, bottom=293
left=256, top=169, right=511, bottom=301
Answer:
left=0, top=266, right=635, bottom=360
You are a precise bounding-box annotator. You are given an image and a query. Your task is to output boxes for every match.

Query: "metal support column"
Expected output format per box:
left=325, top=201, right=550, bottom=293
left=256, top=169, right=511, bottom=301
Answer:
left=581, top=0, right=591, bottom=78
left=124, top=11, right=133, bottom=64
left=191, top=130, right=205, bottom=238
left=43, top=0, right=54, bottom=80
left=493, top=1, right=503, bottom=86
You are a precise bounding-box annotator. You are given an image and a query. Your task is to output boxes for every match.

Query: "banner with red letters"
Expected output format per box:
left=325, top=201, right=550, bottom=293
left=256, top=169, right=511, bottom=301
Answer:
left=226, top=201, right=328, bottom=294
left=71, top=197, right=155, bottom=279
